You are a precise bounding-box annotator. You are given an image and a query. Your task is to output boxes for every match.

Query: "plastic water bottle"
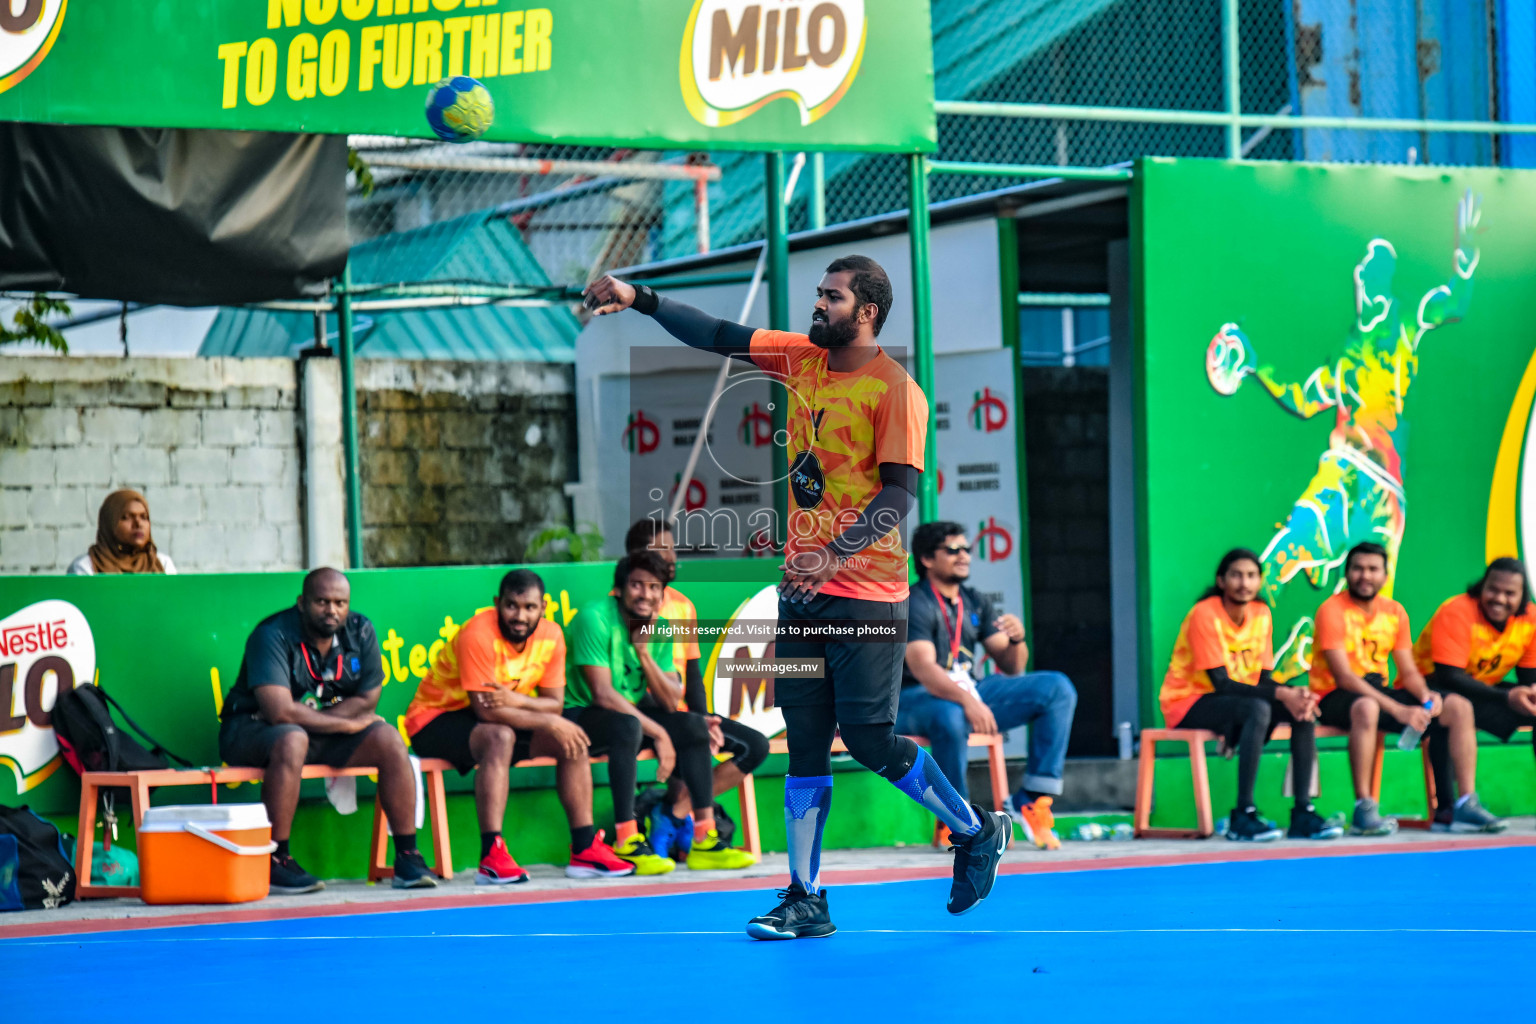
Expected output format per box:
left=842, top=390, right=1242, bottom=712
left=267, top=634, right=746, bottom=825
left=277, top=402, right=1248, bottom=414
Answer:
left=1070, top=823, right=1106, bottom=841
left=1398, top=724, right=1423, bottom=751
left=1109, top=823, right=1134, bottom=841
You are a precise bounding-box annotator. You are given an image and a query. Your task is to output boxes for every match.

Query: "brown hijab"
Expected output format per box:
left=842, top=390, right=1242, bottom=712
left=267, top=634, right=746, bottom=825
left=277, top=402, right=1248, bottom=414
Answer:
left=88, top=489, right=166, bottom=574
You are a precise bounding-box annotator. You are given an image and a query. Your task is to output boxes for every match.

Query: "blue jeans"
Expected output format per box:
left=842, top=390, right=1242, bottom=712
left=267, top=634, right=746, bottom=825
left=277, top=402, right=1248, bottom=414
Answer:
left=895, top=671, right=1077, bottom=802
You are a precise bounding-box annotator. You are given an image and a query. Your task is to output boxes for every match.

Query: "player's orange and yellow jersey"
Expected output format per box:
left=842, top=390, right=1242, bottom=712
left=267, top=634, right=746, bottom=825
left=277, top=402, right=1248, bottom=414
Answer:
left=750, top=329, right=928, bottom=602
left=1159, top=596, right=1274, bottom=726
left=1308, top=592, right=1411, bottom=696
left=659, top=584, right=701, bottom=710
left=404, top=609, right=566, bottom=736
left=1412, top=593, right=1536, bottom=684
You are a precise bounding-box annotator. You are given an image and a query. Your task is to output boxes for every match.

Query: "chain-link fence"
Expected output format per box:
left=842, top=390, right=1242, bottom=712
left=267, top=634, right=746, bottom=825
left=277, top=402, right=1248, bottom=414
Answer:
left=340, top=0, right=1533, bottom=297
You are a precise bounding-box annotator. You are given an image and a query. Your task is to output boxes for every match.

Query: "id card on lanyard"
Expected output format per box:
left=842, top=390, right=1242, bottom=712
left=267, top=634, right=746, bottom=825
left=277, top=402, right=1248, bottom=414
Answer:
left=932, top=583, right=979, bottom=696
left=300, top=642, right=343, bottom=706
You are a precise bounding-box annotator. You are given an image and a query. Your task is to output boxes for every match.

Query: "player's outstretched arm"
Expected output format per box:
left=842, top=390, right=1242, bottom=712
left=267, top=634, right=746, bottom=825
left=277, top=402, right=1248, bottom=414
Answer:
left=1206, top=322, right=1338, bottom=420
left=1418, top=190, right=1480, bottom=331
left=583, top=274, right=755, bottom=359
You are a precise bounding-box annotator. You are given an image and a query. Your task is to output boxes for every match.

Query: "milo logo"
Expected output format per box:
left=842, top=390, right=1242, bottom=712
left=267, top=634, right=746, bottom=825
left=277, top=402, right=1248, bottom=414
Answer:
left=0, top=600, right=95, bottom=792
left=0, top=0, right=67, bottom=94
left=681, top=0, right=866, bottom=128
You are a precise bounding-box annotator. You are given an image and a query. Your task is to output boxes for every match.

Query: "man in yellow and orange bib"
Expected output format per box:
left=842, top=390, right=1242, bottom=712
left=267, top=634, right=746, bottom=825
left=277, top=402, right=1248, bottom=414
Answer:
left=1412, top=558, right=1535, bottom=832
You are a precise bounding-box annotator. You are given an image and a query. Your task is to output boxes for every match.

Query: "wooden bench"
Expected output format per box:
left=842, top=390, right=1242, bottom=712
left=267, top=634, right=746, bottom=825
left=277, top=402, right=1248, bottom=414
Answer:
left=1134, top=723, right=1374, bottom=838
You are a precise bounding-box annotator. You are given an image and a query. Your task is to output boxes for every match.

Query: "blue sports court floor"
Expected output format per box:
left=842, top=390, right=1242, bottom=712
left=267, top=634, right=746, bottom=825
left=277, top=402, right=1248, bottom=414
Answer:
left=4, top=843, right=1533, bottom=1021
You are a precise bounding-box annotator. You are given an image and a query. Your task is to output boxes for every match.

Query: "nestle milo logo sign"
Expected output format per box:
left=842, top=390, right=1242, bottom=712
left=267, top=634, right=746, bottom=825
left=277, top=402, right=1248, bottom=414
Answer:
left=681, top=0, right=865, bottom=128
left=0, top=0, right=68, bottom=94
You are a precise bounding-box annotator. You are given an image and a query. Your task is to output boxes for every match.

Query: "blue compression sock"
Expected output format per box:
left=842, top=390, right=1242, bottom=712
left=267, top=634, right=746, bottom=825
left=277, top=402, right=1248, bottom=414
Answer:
left=891, top=748, right=981, bottom=836
left=784, top=775, right=832, bottom=891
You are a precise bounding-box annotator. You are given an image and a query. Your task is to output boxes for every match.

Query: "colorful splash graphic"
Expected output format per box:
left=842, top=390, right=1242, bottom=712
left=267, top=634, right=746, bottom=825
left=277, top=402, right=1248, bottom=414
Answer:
left=1204, top=191, right=1481, bottom=679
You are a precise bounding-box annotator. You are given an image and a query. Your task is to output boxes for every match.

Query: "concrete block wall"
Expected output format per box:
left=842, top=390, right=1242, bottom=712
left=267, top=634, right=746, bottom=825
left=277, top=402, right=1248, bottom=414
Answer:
left=0, top=359, right=303, bottom=574
left=356, top=361, right=576, bottom=567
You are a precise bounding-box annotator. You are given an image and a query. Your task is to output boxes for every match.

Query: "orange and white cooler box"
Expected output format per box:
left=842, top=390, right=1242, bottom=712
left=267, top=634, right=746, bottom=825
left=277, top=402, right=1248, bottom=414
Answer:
left=138, top=804, right=275, bottom=905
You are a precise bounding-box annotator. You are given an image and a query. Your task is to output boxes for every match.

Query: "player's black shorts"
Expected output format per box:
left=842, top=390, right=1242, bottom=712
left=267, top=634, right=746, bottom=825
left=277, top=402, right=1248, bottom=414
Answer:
left=1427, top=677, right=1536, bottom=741
left=1317, top=685, right=1420, bottom=732
left=219, top=712, right=385, bottom=769
left=773, top=592, right=908, bottom=725
left=409, top=706, right=534, bottom=774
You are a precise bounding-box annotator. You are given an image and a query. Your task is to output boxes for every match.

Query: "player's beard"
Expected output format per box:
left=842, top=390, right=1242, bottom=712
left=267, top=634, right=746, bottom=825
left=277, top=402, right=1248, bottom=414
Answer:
left=1346, top=582, right=1378, bottom=603
left=808, top=314, right=858, bottom=349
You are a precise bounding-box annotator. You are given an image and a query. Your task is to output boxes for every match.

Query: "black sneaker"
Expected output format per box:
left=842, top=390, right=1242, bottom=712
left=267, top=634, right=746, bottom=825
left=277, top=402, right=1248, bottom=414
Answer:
left=1224, top=806, right=1283, bottom=842
left=392, top=849, right=439, bottom=889
left=270, top=853, right=325, bottom=895
left=745, top=885, right=837, bottom=940
left=1287, top=804, right=1344, bottom=840
left=947, top=805, right=1012, bottom=916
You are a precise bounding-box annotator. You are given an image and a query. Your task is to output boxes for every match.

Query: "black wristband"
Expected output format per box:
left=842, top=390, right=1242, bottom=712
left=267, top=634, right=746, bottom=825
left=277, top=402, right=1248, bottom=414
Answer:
left=631, top=283, right=659, bottom=316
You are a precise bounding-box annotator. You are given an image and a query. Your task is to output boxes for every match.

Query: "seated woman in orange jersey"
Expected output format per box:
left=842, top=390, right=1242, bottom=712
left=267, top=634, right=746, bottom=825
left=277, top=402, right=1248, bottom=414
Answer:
left=1159, top=548, right=1342, bottom=842
left=1414, top=557, right=1536, bottom=833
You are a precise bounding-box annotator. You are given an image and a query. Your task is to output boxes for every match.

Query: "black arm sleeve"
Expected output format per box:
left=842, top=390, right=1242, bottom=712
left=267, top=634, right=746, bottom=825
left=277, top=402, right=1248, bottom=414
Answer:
left=1517, top=667, right=1536, bottom=687
left=683, top=658, right=708, bottom=714
left=826, top=463, right=919, bottom=558
left=633, top=287, right=755, bottom=359
left=1206, top=666, right=1279, bottom=700
left=1432, top=663, right=1491, bottom=699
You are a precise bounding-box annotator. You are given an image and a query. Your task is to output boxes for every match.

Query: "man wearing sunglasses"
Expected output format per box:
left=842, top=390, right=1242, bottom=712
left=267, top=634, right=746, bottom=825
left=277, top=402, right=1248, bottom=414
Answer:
left=899, top=521, right=1078, bottom=850
left=219, top=567, right=435, bottom=894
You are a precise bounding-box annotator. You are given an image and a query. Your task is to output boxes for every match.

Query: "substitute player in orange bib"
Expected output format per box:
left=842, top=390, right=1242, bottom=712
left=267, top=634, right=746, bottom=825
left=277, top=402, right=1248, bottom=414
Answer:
left=1159, top=548, right=1341, bottom=842
left=1412, top=558, right=1536, bottom=832
left=405, top=569, right=635, bottom=884
left=1308, top=542, right=1476, bottom=835
left=585, top=256, right=1013, bottom=939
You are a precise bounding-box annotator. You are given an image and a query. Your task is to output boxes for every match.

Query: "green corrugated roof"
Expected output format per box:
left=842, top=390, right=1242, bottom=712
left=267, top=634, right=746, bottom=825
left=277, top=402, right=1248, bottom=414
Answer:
left=659, top=0, right=1124, bottom=258
left=199, top=209, right=578, bottom=361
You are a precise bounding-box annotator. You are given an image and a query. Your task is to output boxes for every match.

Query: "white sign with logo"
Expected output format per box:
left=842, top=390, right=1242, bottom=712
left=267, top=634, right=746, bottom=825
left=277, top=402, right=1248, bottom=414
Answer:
left=0, top=600, right=95, bottom=791
left=704, top=584, right=786, bottom=738
left=931, top=349, right=1025, bottom=646
left=682, top=0, right=866, bottom=127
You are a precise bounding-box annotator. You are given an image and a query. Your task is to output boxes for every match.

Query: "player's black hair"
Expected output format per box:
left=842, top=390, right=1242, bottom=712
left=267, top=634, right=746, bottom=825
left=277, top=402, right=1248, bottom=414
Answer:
left=1200, top=548, right=1263, bottom=601
left=624, top=517, right=671, bottom=555
left=498, top=568, right=545, bottom=600
left=825, top=255, right=893, bottom=336
left=614, top=549, right=674, bottom=591
left=1345, top=542, right=1390, bottom=573
left=1468, top=557, right=1531, bottom=607
left=911, top=520, right=967, bottom=578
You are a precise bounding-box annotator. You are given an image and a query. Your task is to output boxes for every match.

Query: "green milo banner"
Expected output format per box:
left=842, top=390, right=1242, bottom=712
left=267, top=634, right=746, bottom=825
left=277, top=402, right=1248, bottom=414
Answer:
left=1135, top=158, right=1536, bottom=721
left=0, top=0, right=935, bottom=152
left=0, top=559, right=779, bottom=815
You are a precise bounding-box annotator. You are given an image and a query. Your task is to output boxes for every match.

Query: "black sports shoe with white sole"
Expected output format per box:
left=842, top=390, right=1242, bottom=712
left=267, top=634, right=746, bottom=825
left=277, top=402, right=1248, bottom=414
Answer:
left=392, top=848, right=439, bottom=889
left=746, top=885, right=836, bottom=940
left=947, top=806, right=1012, bottom=915
left=270, top=853, right=325, bottom=895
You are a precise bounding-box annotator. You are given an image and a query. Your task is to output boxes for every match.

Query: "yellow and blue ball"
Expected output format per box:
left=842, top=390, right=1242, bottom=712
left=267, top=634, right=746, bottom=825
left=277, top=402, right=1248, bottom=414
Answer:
left=425, top=76, right=494, bottom=143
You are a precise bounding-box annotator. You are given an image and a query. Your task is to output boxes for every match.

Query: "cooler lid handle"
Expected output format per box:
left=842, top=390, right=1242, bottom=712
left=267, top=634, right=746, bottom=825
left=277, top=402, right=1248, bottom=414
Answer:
left=185, top=822, right=278, bottom=857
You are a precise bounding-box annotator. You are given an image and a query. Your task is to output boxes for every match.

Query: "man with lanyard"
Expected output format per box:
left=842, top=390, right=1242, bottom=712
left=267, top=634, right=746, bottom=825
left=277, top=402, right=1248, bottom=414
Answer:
left=624, top=518, right=767, bottom=868
left=405, top=569, right=636, bottom=884
left=219, top=568, right=435, bottom=893
left=1413, top=557, right=1533, bottom=832
left=564, top=550, right=738, bottom=875
left=899, top=521, right=1077, bottom=850
left=584, top=256, right=1013, bottom=940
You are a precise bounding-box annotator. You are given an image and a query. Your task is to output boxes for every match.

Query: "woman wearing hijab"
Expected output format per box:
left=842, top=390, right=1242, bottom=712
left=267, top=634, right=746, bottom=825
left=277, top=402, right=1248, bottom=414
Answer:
left=66, top=489, right=178, bottom=575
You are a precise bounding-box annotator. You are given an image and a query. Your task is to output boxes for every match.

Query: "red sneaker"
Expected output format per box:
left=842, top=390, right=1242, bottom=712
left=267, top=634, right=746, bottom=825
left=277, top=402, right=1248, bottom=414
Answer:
left=477, top=836, right=530, bottom=886
left=566, top=829, right=637, bottom=879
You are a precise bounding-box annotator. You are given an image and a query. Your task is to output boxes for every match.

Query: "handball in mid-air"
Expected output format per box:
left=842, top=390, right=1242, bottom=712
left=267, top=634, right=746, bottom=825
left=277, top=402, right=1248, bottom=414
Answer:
left=425, top=76, right=494, bottom=142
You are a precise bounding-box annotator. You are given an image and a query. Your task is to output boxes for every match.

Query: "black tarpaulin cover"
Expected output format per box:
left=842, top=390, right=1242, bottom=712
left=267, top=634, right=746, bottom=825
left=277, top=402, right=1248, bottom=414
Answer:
left=0, top=124, right=348, bottom=305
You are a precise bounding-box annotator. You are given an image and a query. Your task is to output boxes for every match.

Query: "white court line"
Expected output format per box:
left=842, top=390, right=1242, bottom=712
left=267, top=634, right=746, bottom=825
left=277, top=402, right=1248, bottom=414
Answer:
left=9, top=926, right=1536, bottom=947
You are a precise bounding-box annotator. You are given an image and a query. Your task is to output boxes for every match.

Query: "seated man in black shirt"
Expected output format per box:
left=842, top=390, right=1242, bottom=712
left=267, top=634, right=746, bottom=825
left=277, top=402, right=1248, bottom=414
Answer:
left=219, top=567, right=435, bottom=894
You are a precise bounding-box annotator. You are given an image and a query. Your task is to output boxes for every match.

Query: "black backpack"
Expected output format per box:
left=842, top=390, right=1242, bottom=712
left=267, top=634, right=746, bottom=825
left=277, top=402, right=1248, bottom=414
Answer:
left=52, top=684, right=190, bottom=776
left=0, top=805, right=75, bottom=910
